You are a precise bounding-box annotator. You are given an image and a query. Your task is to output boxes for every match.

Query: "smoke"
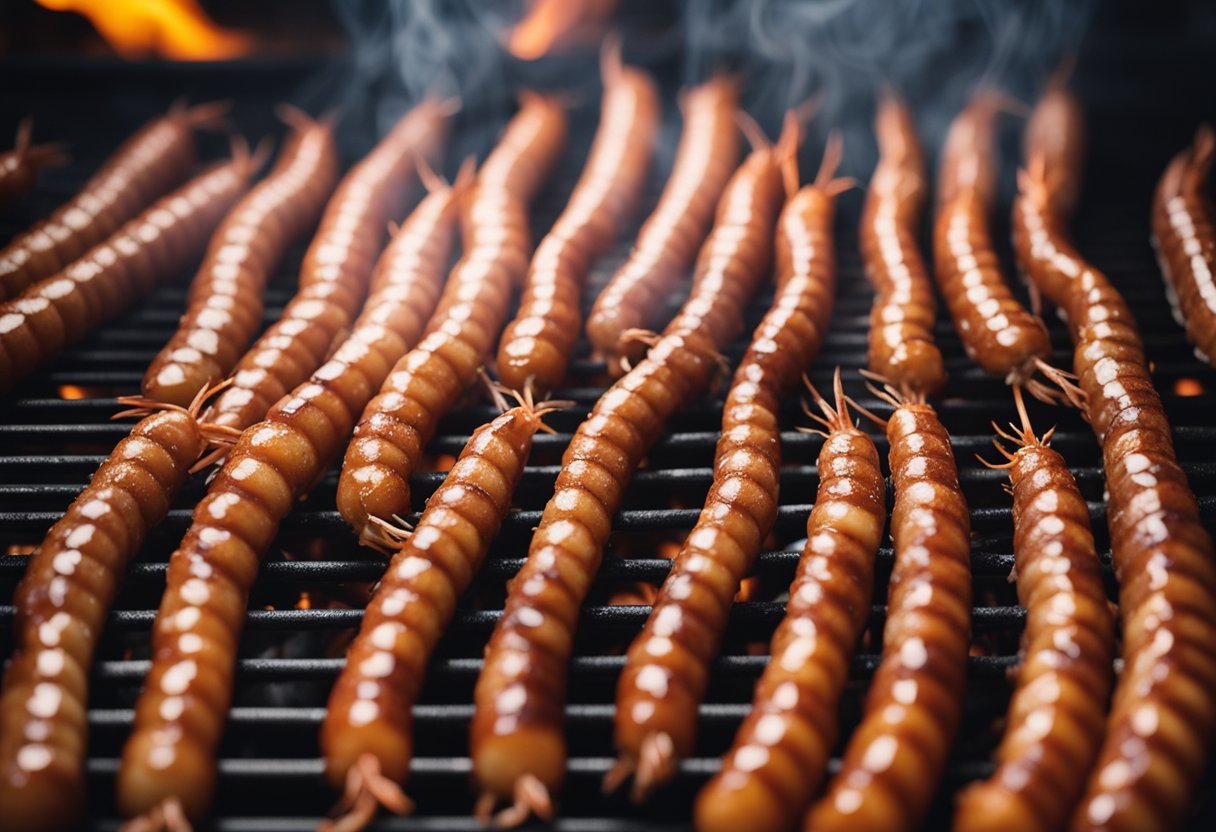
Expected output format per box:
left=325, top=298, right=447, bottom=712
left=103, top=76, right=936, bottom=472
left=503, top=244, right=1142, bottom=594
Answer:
left=677, top=0, right=1096, bottom=178
left=320, top=0, right=1095, bottom=186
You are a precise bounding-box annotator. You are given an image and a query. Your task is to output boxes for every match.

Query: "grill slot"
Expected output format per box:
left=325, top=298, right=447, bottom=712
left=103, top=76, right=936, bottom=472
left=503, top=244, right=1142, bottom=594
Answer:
left=2, top=37, right=1216, bottom=831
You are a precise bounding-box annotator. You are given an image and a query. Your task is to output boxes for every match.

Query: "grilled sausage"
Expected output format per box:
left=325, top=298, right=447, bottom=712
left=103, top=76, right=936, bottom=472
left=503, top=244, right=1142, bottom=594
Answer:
left=200, top=99, right=450, bottom=431
left=805, top=392, right=971, bottom=831
left=0, top=118, right=67, bottom=208
left=933, top=91, right=1052, bottom=386
left=953, top=388, right=1114, bottom=832
left=335, top=94, right=568, bottom=535
left=610, top=133, right=845, bottom=801
left=0, top=151, right=255, bottom=393
left=694, top=375, right=886, bottom=832
left=1152, top=125, right=1216, bottom=365
left=469, top=116, right=796, bottom=827
left=586, top=75, right=739, bottom=371
left=0, top=101, right=224, bottom=301
left=142, top=109, right=339, bottom=407
left=0, top=386, right=236, bottom=832
left=1022, top=68, right=1084, bottom=221
left=862, top=95, right=946, bottom=396
left=320, top=394, right=564, bottom=831
left=494, top=41, right=659, bottom=396
left=1014, top=118, right=1216, bottom=832
left=115, top=169, right=465, bottom=825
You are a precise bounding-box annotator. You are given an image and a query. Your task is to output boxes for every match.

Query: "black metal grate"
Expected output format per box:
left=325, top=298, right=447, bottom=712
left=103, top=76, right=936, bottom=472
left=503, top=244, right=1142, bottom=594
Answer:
left=3, top=31, right=1216, bottom=832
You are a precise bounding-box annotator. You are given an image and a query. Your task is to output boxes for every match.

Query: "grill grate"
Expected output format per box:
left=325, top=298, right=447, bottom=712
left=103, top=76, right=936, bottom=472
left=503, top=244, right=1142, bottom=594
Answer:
left=3, top=36, right=1216, bottom=832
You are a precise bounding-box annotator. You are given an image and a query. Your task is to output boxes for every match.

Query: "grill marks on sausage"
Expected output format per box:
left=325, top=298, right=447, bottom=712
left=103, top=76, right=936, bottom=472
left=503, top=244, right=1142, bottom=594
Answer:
left=693, top=380, right=886, bottom=832
left=862, top=96, right=946, bottom=396
left=469, top=118, right=794, bottom=827
left=494, top=45, right=660, bottom=397
left=806, top=396, right=971, bottom=832
left=201, top=99, right=450, bottom=431
left=953, top=391, right=1114, bottom=832
left=0, top=102, right=224, bottom=302
left=115, top=172, right=464, bottom=825
left=321, top=398, right=562, bottom=831
left=586, top=75, right=739, bottom=372
left=142, top=110, right=339, bottom=407
left=1014, top=103, right=1216, bottom=832
left=933, top=92, right=1052, bottom=385
left=335, top=94, right=568, bottom=535
left=0, top=153, right=255, bottom=393
left=610, top=135, right=844, bottom=802
left=1152, top=125, right=1216, bottom=365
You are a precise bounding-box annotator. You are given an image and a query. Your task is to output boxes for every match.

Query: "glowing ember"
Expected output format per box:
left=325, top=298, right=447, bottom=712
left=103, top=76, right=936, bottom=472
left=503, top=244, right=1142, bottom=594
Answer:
left=57, top=384, right=88, bottom=400
left=35, top=0, right=251, bottom=61
left=735, top=576, right=762, bottom=603
left=1173, top=377, right=1205, bottom=397
left=296, top=592, right=312, bottom=610
left=6, top=545, right=37, bottom=557
left=507, top=0, right=613, bottom=60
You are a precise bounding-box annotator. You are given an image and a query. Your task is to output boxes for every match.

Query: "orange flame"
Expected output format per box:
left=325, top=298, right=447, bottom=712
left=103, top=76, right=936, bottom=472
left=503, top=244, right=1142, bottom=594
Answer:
left=58, top=384, right=88, bottom=400
left=1174, top=377, right=1205, bottom=397
left=35, top=0, right=251, bottom=61
left=507, top=0, right=614, bottom=60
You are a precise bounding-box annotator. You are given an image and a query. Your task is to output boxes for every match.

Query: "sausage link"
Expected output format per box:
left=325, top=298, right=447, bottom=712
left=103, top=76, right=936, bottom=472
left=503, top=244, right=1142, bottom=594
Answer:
left=115, top=174, right=464, bottom=824
left=0, top=153, right=254, bottom=393
left=469, top=121, right=793, bottom=826
left=586, top=75, right=739, bottom=370
left=694, top=382, right=886, bottom=832
left=495, top=44, right=659, bottom=396
left=806, top=398, right=971, bottom=832
left=862, top=95, right=946, bottom=396
left=200, top=99, right=449, bottom=430
left=1014, top=120, right=1216, bottom=832
left=933, top=92, right=1052, bottom=384
left=0, top=102, right=223, bottom=301
left=0, top=118, right=67, bottom=208
left=320, top=399, right=560, bottom=828
left=335, top=95, right=568, bottom=535
left=142, top=110, right=339, bottom=406
left=0, top=384, right=237, bottom=832
left=954, top=393, right=1114, bottom=832
left=1022, top=71, right=1085, bottom=221
left=1152, top=125, right=1216, bottom=365
left=611, top=136, right=843, bottom=801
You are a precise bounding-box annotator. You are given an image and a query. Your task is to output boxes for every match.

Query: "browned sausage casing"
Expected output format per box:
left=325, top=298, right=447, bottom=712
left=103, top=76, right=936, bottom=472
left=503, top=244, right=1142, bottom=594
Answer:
left=201, top=99, right=450, bottom=431
left=495, top=46, right=659, bottom=396
left=694, top=386, right=886, bottom=832
left=0, top=102, right=224, bottom=301
left=0, top=397, right=228, bottom=832
left=806, top=399, right=971, bottom=831
left=1014, top=99, right=1216, bottom=832
left=116, top=172, right=464, bottom=824
left=335, top=94, right=568, bottom=535
left=862, top=95, right=946, bottom=396
left=0, top=119, right=66, bottom=208
left=469, top=121, right=793, bottom=826
left=142, top=111, right=339, bottom=406
left=320, top=400, right=557, bottom=827
left=0, top=153, right=254, bottom=393
left=586, top=75, right=739, bottom=371
left=1152, top=125, right=1216, bottom=365
left=934, top=92, right=1051, bottom=384
left=611, top=136, right=843, bottom=801
left=953, top=400, right=1114, bottom=832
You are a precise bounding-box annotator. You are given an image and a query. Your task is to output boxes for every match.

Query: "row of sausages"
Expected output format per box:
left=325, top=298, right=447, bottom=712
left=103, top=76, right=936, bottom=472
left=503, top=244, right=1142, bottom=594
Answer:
left=0, top=50, right=1213, bottom=832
